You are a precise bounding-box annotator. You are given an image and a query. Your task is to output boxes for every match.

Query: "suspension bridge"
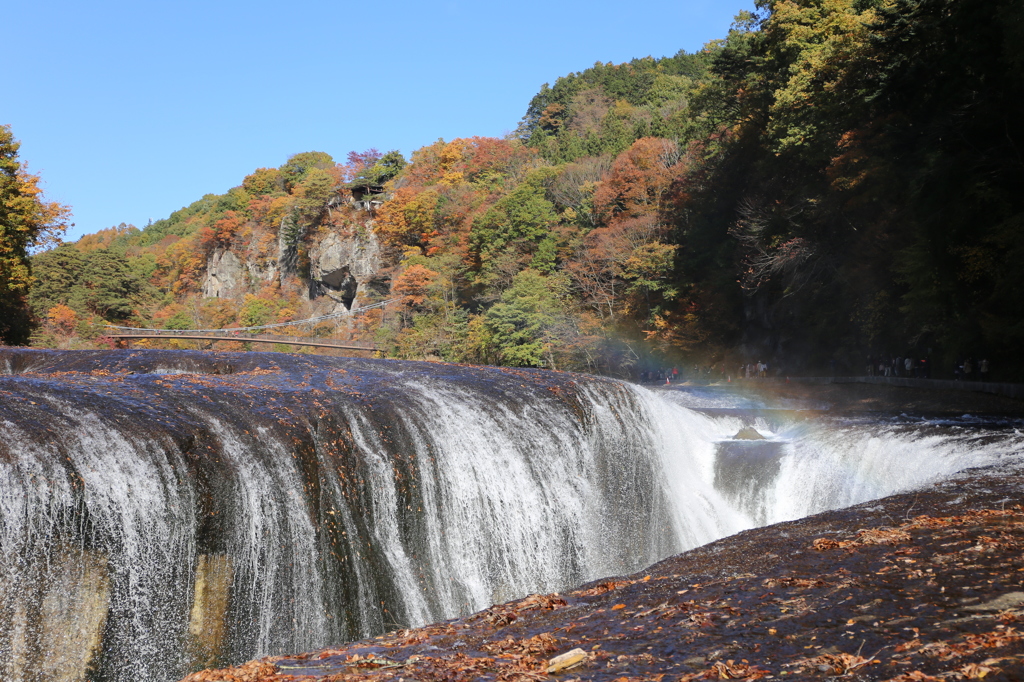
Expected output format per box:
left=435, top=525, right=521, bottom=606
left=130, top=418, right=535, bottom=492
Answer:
left=105, top=299, right=398, bottom=352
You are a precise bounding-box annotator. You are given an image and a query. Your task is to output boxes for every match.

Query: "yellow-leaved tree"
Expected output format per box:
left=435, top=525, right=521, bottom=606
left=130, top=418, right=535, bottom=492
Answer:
left=1, top=124, right=71, bottom=344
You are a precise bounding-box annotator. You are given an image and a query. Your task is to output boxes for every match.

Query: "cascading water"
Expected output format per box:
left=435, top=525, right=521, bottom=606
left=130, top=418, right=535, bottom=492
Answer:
left=0, top=350, right=1020, bottom=682
left=655, top=387, right=1023, bottom=527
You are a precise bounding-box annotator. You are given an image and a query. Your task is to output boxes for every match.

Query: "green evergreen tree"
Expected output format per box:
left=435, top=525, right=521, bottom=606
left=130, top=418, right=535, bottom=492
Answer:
left=27, top=245, right=85, bottom=318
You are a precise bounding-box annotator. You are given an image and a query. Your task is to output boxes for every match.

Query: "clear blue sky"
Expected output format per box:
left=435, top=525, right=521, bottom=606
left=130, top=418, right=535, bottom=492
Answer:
left=7, top=0, right=751, bottom=242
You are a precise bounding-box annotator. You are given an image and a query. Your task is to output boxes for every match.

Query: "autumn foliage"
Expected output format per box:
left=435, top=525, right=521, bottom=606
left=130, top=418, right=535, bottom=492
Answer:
left=1, top=124, right=71, bottom=344
left=15, top=0, right=1024, bottom=378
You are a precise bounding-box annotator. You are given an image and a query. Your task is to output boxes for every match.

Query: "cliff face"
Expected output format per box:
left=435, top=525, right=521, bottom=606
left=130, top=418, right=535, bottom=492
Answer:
left=202, top=249, right=245, bottom=298
left=307, top=227, right=384, bottom=308
left=198, top=217, right=386, bottom=312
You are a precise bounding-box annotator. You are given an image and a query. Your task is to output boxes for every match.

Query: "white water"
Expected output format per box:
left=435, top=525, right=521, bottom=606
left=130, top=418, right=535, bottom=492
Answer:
left=656, top=387, right=1024, bottom=528
left=1, top=374, right=1021, bottom=682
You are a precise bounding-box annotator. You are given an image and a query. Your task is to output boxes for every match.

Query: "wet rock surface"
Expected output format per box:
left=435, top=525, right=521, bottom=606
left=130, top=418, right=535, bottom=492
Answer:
left=0, top=347, right=602, bottom=407
left=182, top=463, right=1024, bottom=682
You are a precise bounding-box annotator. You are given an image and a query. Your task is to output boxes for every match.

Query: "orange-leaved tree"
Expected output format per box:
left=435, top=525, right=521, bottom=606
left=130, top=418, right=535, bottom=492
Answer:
left=567, top=138, right=683, bottom=322
left=394, top=263, right=439, bottom=308
left=46, top=303, right=79, bottom=336
left=197, top=210, right=245, bottom=252
left=593, top=137, right=683, bottom=224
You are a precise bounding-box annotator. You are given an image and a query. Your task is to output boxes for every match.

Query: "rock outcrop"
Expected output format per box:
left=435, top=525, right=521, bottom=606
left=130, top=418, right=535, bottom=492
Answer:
left=733, top=426, right=766, bottom=440
left=202, top=249, right=244, bottom=298
left=200, top=225, right=383, bottom=308
left=308, top=229, right=383, bottom=307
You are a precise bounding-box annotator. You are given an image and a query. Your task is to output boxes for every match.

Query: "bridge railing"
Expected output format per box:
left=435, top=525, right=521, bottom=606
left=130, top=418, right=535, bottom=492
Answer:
left=106, top=331, right=378, bottom=352
left=103, top=298, right=398, bottom=351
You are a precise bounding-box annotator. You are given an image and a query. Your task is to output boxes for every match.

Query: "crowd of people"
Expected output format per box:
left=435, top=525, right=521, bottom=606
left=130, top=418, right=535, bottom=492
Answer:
left=953, top=357, right=991, bottom=382
left=637, top=355, right=996, bottom=385
left=639, top=362, right=768, bottom=384
left=639, top=365, right=721, bottom=383
left=865, top=355, right=931, bottom=378
left=866, top=355, right=991, bottom=382
left=740, top=361, right=770, bottom=379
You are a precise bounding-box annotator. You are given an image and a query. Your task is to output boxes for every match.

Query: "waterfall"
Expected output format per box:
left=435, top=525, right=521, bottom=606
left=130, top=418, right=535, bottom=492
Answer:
left=0, top=350, right=1020, bottom=682
left=655, top=387, right=1023, bottom=526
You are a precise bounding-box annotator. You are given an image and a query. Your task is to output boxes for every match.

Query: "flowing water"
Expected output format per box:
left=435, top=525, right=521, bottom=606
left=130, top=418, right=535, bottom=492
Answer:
left=0, top=350, right=1020, bottom=682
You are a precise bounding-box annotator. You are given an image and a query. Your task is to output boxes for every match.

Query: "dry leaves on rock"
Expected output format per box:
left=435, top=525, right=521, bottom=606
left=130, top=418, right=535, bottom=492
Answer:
left=954, top=662, right=1000, bottom=679
left=678, top=659, right=771, bottom=680
left=812, top=507, right=1023, bottom=554
left=574, top=579, right=636, bottom=597
left=813, top=527, right=911, bottom=551
left=882, top=658, right=1010, bottom=680
left=632, top=601, right=687, bottom=619
left=762, top=576, right=826, bottom=589
left=243, top=366, right=281, bottom=375
left=475, top=593, right=567, bottom=627
left=885, top=672, right=944, bottom=682
left=787, top=651, right=878, bottom=675
left=855, top=527, right=913, bottom=545
left=890, top=626, right=1023, bottom=664
left=482, top=632, right=561, bottom=657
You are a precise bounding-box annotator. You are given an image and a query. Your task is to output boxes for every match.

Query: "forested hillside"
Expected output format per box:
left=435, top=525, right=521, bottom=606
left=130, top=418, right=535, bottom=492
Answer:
left=14, top=0, right=1024, bottom=380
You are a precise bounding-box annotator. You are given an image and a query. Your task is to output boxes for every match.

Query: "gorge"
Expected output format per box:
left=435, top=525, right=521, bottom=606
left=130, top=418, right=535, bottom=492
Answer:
left=0, top=349, right=1020, bottom=682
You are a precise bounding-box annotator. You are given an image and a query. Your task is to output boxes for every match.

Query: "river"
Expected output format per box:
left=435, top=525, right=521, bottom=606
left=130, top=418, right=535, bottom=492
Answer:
left=1, top=349, right=1020, bottom=682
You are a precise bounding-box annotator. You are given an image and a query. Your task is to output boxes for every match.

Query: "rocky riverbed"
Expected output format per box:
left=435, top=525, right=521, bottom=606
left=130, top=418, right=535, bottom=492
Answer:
left=181, top=460, right=1024, bottom=682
